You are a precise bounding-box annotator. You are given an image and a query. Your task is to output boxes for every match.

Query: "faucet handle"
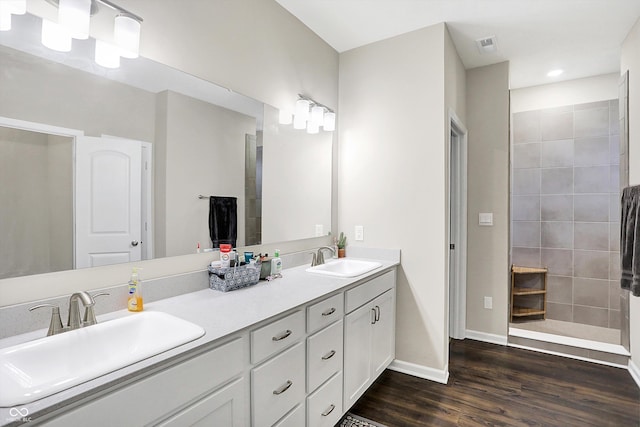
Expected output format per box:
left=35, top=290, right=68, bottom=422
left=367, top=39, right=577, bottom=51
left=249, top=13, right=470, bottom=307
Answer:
left=83, top=292, right=110, bottom=326
left=29, top=304, right=65, bottom=336
left=309, top=252, right=318, bottom=267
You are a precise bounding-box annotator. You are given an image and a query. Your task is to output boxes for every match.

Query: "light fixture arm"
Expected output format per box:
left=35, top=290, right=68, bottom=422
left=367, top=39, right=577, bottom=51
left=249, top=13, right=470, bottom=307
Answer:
left=298, top=94, right=334, bottom=114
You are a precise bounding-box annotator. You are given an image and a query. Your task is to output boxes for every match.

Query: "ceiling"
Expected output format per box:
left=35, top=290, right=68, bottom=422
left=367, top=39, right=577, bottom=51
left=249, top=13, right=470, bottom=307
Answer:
left=274, top=0, right=640, bottom=89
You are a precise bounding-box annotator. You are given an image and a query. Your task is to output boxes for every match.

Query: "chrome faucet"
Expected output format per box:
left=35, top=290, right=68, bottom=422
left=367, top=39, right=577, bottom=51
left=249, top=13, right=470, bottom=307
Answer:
left=68, top=291, right=95, bottom=330
left=312, top=246, right=336, bottom=266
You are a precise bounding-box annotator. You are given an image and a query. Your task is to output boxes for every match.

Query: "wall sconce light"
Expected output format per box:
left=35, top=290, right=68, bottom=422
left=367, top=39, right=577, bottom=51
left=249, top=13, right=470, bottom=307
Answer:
left=1, top=0, right=142, bottom=69
left=281, top=94, right=336, bottom=133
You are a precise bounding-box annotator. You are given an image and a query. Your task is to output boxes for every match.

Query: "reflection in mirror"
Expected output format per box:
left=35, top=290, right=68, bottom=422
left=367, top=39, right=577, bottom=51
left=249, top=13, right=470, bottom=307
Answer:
left=0, top=12, right=332, bottom=280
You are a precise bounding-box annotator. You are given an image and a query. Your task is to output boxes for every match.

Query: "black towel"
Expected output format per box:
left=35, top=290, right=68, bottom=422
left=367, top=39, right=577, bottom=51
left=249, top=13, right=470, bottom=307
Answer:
left=621, top=185, right=640, bottom=296
left=209, top=196, right=237, bottom=248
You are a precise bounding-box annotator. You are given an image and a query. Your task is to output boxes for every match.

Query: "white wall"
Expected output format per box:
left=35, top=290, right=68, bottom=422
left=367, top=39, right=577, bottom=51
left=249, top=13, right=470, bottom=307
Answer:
left=339, top=23, right=465, bottom=375
left=0, top=0, right=339, bottom=307
left=465, top=62, right=510, bottom=338
left=621, top=17, right=640, bottom=379
left=511, top=73, right=619, bottom=113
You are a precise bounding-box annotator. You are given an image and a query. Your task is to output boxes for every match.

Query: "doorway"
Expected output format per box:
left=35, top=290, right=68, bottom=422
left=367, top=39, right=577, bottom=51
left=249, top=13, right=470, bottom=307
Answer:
left=449, top=110, right=468, bottom=340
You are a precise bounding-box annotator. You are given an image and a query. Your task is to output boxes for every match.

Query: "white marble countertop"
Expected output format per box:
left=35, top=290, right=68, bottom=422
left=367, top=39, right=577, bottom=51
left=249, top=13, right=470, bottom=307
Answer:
left=0, top=252, right=399, bottom=425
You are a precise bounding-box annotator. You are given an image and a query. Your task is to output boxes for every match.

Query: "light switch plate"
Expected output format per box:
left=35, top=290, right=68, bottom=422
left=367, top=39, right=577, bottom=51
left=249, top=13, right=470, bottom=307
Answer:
left=355, top=225, right=364, bottom=241
left=479, top=213, right=493, bottom=226
left=315, top=224, right=323, bottom=236
left=484, top=296, right=493, bottom=309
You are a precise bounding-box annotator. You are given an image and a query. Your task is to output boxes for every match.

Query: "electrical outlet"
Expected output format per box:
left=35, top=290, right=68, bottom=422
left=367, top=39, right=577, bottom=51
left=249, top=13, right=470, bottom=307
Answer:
left=355, top=225, right=364, bottom=241
left=484, top=296, right=493, bottom=309
left=315, top=224, right=323, bottom=237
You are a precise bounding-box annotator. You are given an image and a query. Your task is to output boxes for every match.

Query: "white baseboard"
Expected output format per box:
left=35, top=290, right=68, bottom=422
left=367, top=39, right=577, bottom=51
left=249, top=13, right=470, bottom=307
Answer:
left=465, top=329, right=508, bottom=345
left=388, top=359, right=449, bottom=384
left=629, top=358, right=640, bottom=389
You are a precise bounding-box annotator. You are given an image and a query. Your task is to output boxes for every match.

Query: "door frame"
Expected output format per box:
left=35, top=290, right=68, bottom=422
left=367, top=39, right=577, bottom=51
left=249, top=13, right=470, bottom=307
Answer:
left=448, top=109, right=468, bottom=340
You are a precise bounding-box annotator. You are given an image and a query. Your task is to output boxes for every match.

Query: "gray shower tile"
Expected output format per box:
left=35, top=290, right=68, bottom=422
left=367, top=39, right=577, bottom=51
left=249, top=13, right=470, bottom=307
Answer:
left=574, top=194, right=609, bottom=222
left=513, top=110, right=540, bottom=143
left=546, top=302, right=572, bottom=322
left=610, top=135, right=620, bottom=165
left=574, top=222, right=609, bottom=251
left=513, top=143, right=541, bottom=169
left=540, top=195, right=573, bottom=221
left=541, top=168, right=573, bottom=194
left=573, top=278, right=609, bottom=308
left=512, top=221, right=540, bottom=248
left=575, top=108, right=609, bottom=138
left=512, top=195, right=540, bottom=221
left=540, top=139, right=573, bottom=167
left=511, top=247, right=541, bottom=267
left=541, top=221, right=573, bottom=249
left=610, top=165, right=619, bottom=192
left=574, top=100, right=610, bottom=111
left=610, top=222, right=620, bottom=252
left=574, top=166, right=610, bottom=193
left=513, top=169, right=541, bottom=195
left=573, top=305, right=609, bottom=328
left=609, top=310, right=621, bottom=329
left=610, top=102, right=620, bottom=136
left=610, top=252, right=621, bottom=281
left=610, top=281, right=621, bottom=310
left=574, top=137, right=609, bottom=166
left=541, top=111, right=574, bottom=141
left=541, top=248, right=573, bottom=276
left=574, top=250, right=609, bottom=279
left=547, top=275, right=572, bottom=304
left=610, top=193, right=621, bottom=222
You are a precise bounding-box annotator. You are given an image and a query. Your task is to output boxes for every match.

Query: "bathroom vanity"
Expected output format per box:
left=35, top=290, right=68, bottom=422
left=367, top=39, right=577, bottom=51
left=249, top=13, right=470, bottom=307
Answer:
left=0, top=255, right=398, bottom=426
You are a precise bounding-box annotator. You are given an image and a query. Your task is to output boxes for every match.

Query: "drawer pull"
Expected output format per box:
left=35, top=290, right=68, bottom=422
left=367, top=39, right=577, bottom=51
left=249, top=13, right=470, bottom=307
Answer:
left=371, top=307, right=377, bottom=324
left=272, top=329, right=292, bottom=341
left=375, top=305, right=381, bottom=322
left=321, top=404, right=336, bottom=417
left=321, top=307, right=336, bottom=316
left=273, top=380, right=293, bottom=395
left=321, top=350, right=336, bottom=360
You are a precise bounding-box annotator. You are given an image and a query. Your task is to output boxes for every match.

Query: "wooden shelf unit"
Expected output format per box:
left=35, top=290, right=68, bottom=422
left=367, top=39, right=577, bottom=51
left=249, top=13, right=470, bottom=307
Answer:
left=510, top=265, right=548, bottom=322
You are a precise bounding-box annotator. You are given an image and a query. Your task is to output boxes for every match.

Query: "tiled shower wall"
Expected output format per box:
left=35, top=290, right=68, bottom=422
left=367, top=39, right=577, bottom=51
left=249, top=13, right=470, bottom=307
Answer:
left=511, top=100, right=621, bottom=329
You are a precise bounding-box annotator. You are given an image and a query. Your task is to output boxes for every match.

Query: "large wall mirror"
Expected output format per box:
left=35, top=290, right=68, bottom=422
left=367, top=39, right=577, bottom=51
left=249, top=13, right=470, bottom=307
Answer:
left=0, top=12, right=333, bottom=280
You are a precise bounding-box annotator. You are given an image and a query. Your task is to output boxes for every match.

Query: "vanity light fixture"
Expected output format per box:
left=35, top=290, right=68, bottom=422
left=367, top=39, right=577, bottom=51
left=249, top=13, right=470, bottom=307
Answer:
left=547, top=69, right=564, bottom=77
left=0, top=0, right=27, bottom=31
left=2, top=0, right=143, bottom=66
left=283, top=94, right=336, bottom=133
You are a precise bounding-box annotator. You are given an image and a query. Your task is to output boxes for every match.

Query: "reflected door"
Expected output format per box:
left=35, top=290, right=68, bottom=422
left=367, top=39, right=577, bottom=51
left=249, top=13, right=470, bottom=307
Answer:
left=75, top=137, right=142, bottom=268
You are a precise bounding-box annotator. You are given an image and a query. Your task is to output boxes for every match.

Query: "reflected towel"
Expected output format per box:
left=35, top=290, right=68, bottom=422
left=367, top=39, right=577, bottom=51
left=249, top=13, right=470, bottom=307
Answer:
left=209, top=196, right=237, bottom=248
left=621, top=185, right=640, bottom=296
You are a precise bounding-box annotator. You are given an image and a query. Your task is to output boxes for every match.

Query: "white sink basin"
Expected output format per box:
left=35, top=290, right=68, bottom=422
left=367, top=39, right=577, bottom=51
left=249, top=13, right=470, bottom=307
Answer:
left=306, top=259, right=382, bottom=278
left=0, top=311, right=205, bottom=407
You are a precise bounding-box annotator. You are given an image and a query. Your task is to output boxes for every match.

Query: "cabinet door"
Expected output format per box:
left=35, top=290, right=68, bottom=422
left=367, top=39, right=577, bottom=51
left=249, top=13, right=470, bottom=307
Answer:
left=343, top=301, right=375, bottom=410
left=156, top=377, right=246, bottom=427
left=371, top=289, right=395, bottom=378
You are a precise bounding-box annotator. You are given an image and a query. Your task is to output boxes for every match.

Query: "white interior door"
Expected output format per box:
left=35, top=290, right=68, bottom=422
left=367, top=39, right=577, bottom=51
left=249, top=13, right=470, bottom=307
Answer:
left=75, top=136, right=142, bottom=268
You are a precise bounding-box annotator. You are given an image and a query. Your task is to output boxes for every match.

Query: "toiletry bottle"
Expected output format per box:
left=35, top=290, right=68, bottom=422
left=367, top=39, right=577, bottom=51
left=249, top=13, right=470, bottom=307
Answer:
left=271, top=250, right=282, bottom=275
left=220, top=244, right=232, bottom=268
left=127, top=268, right=143, bottom=312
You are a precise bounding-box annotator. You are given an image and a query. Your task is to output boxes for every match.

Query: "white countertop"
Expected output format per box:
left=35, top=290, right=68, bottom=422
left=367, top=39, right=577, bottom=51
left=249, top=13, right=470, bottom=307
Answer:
left=0, top=255, right=398, bottom=425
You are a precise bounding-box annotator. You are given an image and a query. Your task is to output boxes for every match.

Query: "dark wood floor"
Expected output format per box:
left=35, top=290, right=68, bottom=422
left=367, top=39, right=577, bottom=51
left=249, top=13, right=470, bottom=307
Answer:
left=346, top=339, right=640, bottom=427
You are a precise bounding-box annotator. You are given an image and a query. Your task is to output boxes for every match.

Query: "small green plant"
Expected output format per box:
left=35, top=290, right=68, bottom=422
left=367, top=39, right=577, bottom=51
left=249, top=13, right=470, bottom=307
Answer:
left=337, top=231, right=347, bottom=249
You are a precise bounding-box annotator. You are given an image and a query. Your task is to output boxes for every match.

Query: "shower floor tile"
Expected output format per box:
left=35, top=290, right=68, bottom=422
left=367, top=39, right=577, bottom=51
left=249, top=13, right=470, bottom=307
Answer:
left=509, top=318, right=620, bottom=345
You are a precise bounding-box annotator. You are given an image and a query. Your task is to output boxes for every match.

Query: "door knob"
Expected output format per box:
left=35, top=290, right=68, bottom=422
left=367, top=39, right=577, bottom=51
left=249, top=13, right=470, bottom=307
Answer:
left=131, top=240, right=139, bottom=247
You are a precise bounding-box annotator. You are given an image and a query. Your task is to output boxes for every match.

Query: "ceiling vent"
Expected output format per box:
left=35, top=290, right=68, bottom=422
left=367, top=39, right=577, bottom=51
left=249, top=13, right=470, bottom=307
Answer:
left=475, top=36, right=498, bottom=54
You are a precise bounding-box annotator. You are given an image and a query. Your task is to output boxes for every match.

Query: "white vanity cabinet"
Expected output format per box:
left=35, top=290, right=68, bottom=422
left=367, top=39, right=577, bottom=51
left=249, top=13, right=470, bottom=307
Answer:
left=40, top=337, right=248, bottom=427
left=343, top=270, right=396, bottom=411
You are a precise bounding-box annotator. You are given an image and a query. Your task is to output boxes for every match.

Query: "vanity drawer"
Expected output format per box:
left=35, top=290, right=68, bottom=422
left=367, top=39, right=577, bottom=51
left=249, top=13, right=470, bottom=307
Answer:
left=306, top=372, right=343, bottom=427
left=251, top=342, right=305, bottom=427
left=307, top=319, right=343, bottom=393
left=251, top=310, right=304, bottom=364
left=273, top=402, right=305, bottom=427
left=307, top=292, right=344, bottom=334
left=345, top=270, right=394, bottom=313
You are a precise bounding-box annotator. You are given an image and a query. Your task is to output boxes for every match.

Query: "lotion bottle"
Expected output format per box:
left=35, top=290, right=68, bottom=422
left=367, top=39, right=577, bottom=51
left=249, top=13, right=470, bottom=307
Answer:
left=271, top=249, right=282, bottom=275
left=127, top=267, right=144, bottom=312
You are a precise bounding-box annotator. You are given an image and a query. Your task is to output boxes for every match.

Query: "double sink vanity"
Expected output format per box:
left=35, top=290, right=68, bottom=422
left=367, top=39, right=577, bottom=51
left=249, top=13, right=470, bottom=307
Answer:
left=0, top=252, right=398, bottom=426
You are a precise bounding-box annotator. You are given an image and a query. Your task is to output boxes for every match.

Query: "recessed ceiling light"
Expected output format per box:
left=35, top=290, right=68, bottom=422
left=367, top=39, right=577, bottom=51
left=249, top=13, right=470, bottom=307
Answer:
left=547, top=69, right=564, bottom=77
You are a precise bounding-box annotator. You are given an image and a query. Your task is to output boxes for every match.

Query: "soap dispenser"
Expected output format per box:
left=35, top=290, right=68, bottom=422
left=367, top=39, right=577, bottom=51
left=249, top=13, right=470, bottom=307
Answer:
left=127, top=267, right=144, bottom=312
left=271, top=250, right=282, bottom=276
